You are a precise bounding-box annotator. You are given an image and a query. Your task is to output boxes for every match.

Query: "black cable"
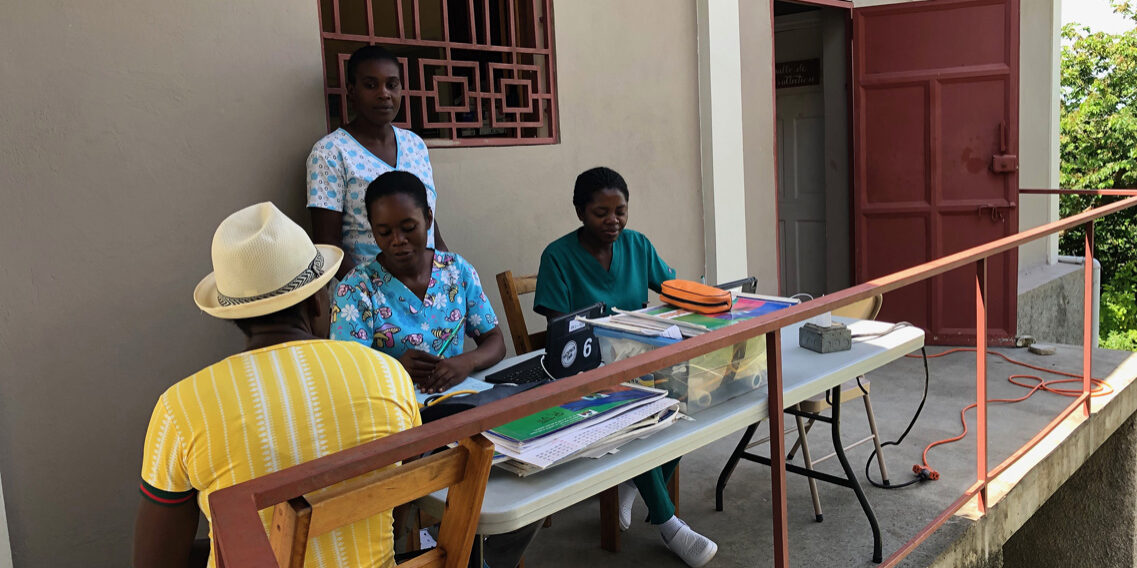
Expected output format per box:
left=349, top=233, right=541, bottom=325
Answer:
left=864, top=347, right=930, bottom=489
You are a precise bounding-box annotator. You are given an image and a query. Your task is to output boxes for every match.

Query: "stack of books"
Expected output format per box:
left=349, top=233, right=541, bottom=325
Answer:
left=581, top=294, right=800, bottom=339
left=574, top=294, right=802, bottom=413
left=484, top=383, right=682, bottom=476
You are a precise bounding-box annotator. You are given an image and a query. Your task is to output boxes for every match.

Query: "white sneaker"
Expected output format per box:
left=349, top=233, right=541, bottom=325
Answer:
left=617, top=481, right=637, bottom=531
left=662, top=519, right=718, bottom=568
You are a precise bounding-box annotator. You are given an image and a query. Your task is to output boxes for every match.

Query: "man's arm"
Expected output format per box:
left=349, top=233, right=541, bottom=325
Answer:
left=133, top=497, right=202, bottom=568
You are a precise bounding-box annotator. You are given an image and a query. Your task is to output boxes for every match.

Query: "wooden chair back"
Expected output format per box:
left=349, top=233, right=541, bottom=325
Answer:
left=831, top=294, right=883, bottom=321
left=798, top=294, right=885, bottom=412
left=495, top=270, right=546, bottom=354
left=268, top=435, right=494, bottom=568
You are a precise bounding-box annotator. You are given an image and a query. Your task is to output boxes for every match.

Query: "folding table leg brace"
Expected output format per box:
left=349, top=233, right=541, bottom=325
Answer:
left=714, top=386, right=883, bottom=563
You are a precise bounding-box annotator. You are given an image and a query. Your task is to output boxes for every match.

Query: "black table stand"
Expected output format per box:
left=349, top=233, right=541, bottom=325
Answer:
left=715, top=385, right=883, bottom=563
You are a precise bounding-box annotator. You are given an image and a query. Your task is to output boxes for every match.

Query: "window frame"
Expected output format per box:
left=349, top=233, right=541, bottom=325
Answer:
left=317, top=0, right=560, bottom=148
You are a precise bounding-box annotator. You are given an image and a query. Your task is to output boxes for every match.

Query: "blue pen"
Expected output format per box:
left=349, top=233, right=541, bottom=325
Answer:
left=434, top=318, right=465, bottom=357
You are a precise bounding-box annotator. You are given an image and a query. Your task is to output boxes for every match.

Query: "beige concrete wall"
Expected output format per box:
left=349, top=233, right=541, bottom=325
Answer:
left=430, top=1, right=704, bottom=350
left=1018, top=0, right=1062, bottom=268
left=0, top=1, right=703, bottom=565
left=739, top=1, right=782, bottom=295
left=697, top=0, right=751, bottom=287
left=0, top=2, right=328, bottom=564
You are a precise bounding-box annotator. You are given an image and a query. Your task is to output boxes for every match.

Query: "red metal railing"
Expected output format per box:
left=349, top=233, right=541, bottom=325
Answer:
left=880, top=188, right=1134, bottom=567
left=317, top=0, right=559, bottom=147
left=210, top=190, right=1137, bottom=567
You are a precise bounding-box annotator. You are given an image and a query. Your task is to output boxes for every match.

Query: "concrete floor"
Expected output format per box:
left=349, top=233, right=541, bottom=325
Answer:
left=515, top=344, right=1136, bottom=568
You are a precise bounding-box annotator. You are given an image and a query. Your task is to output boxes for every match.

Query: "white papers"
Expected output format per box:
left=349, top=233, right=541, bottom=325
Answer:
left=415, top=376, right=494, bottom=405
left=491, top=398, right=680, bottom=469
left=577, top=410, right=682, bottom=458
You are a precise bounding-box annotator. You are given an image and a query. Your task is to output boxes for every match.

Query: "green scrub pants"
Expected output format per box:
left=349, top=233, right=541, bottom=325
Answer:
left=632, top=458, right=680, bottom=524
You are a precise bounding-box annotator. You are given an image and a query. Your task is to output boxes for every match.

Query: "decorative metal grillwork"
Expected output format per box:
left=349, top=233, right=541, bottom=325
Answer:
left=317, top=0, right=559, bottom=147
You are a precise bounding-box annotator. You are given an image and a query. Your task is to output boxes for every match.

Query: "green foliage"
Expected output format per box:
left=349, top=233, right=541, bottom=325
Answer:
left=1101, top=265, right=1137, bottom=344
left=1100, top=326, right=1137, bottom=351
left=1060, top=1, right=1137, bottom=349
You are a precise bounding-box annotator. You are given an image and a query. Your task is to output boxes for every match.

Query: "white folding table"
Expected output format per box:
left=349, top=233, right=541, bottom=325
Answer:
left=421, top=318, right=924, bottom=561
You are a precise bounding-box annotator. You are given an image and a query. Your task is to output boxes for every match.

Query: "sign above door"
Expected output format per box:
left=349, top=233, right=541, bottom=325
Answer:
left=776, top=59, right=822, bottom=89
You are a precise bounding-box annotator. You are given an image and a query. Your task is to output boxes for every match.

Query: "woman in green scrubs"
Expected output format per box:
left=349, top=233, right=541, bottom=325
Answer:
left=534, top=167, right=717, bottom=568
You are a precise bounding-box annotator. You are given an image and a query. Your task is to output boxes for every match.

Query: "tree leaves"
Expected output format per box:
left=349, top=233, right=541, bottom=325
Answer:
left=1060, top=1, right=1137, bottom=347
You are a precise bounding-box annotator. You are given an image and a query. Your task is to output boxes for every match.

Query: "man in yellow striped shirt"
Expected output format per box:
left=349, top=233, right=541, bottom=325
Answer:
left=133, top=203, right=420, bottom=568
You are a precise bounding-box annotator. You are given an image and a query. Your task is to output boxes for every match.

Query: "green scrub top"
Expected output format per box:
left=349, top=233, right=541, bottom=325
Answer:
left=534, top=228, right=676, bottom=316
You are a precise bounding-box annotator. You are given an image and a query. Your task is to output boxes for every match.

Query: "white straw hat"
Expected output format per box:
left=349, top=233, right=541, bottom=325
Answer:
left=193, top=202, right=343, bottom=319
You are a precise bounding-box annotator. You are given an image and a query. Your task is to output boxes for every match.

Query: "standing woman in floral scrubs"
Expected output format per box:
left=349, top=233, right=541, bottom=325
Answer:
left=308, top=45, right=448, bottom=279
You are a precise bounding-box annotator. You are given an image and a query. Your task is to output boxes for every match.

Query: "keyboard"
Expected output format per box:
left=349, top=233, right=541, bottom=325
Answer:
left=483, top=355, right=551, bottom=385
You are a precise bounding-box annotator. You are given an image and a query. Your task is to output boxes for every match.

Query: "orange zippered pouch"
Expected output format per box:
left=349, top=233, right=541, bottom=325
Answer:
left=660, top=280, right=732, bottom=314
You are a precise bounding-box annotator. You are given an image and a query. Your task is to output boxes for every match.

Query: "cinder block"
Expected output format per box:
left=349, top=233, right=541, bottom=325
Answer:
left=799, top=322, right=852, bottom=353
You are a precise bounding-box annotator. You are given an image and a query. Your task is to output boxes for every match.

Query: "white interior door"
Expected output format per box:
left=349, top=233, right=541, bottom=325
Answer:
left=775, top=12, right=833, bottom=298
left=777, top=88, right=827, bottom=297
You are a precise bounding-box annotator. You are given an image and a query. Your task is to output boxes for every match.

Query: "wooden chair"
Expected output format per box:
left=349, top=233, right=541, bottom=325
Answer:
left=495, top=271, right=546, bottom=354
left=788, top=294, right=889, bottom=521
left=268, top=435, right=494, bottom=568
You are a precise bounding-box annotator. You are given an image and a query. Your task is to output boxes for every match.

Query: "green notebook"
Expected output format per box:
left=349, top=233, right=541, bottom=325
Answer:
left=487, top=384, right=663, bottom=446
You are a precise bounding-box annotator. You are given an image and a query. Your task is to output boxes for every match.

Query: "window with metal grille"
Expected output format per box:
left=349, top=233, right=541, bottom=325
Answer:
left=317, top=0, right=559, bottom=147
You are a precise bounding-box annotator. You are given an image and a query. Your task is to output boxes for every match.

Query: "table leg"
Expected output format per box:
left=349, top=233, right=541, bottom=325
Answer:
left=830, top=386, right=883, bottom=563
left=599, top=486, right=621, bottom=552
left=715, top=421, right=759, bottom=511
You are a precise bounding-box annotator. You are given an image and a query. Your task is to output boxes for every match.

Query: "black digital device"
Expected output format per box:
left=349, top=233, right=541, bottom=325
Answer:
left=484, top=302, right=604, bottom=384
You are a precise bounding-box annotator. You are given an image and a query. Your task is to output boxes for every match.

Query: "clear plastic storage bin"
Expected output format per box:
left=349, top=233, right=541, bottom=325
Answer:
left=595, top=328, right=768, bottom=413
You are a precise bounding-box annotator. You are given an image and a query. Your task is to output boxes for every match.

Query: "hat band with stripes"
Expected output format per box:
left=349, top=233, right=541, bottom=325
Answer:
left=216, top=252, right=325, bottom=307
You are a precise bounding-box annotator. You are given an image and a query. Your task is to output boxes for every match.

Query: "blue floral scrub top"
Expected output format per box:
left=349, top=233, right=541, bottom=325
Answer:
left=306, top=127, right=437, bottom=267
left=331, top=251, right=499, bottom=359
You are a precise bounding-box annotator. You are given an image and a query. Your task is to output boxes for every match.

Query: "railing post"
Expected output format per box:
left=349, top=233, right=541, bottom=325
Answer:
left=766, top=330, right=789, bottom=568
left=975, top=259, right=988, bottom=512
left=1083, top=221, right=1095, bottom=415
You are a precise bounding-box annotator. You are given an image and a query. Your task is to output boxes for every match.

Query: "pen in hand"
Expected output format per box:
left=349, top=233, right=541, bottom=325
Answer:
left=434, top=317, right=465, bottom=357
left=411, top=318, right=466, bottom=394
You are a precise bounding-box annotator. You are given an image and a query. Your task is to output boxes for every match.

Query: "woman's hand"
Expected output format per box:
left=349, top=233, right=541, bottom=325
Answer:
left=404, top=327, right=506, bottom=393
left=399, top=350, right=441, bottom=386
left=422, top=355, right=476, bottom=394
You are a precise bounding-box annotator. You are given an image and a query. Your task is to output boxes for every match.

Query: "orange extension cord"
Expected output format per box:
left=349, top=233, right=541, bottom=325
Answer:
left=907, top=347, right=1114, bottom=481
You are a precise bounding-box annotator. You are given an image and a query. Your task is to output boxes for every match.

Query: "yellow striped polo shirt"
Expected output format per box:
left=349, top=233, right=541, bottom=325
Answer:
left=140, top=339, right=421, bottom=568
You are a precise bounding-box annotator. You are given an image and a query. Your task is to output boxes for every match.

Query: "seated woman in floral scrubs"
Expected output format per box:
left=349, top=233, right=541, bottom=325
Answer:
left=331, top=170, right=505, bottom=394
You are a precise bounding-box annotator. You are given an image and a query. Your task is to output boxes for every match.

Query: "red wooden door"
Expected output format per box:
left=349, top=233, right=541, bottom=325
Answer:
left=852, top=0, right=1019, bottom=345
